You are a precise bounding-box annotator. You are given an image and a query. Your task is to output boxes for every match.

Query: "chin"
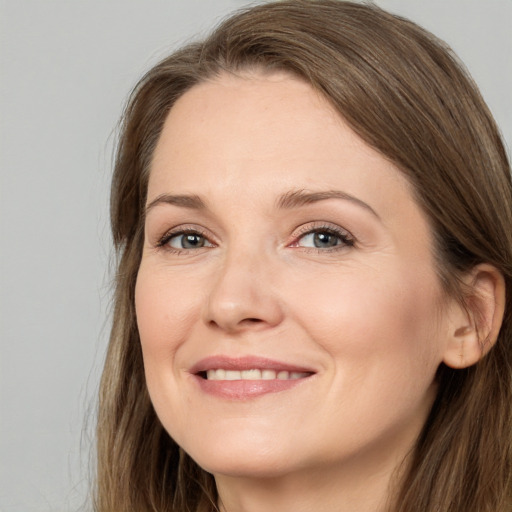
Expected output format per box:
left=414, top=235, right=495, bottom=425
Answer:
left=182, top=435, right=300, bottom=479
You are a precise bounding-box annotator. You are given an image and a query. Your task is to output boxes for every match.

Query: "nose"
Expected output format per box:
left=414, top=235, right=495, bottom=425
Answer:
left=203, top=250, right=284, bottom=333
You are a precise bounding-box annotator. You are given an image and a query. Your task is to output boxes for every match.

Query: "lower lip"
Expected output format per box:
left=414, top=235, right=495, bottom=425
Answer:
left=193, top=375, right=311, bottom=400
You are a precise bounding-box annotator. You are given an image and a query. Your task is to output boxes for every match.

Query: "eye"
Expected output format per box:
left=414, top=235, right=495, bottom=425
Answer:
left=298, top=231, right=341, bottom=248
left=292, top=225, right=354, bottom=250
left=158, top=229, right=215, bottom=251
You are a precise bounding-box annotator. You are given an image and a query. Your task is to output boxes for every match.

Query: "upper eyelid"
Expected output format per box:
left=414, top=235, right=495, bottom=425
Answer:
left=291, top=222, right=353, bottom=239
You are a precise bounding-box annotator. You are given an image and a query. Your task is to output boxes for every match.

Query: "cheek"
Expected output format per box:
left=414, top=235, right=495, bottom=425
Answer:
left=287, top=266, right=444, bottom=450
left=290, top=264, right=444, bottom=377
left=134, top=265, right=204, bottom=435
left=135, top=266, right=198, bottom=351
left=134, top=264, right=204, bottom=407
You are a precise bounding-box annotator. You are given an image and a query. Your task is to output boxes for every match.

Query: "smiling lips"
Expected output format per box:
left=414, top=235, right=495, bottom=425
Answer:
left=190, top=356, right=315, bottom=399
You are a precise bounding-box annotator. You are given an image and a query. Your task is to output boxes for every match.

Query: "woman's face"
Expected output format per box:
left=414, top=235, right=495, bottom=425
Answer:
left=136, top=72, right=453, bottom=480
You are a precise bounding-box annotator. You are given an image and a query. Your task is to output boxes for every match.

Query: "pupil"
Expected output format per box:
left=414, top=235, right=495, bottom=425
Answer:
left=314, top=232, right=337, bottom=248
left=183, top=234, right=204, bottom=248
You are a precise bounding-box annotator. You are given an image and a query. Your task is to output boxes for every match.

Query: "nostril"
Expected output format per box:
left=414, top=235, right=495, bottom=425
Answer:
left=244, top=318, right=264, bottom=324
left=207, top=317, right=265, bottom=331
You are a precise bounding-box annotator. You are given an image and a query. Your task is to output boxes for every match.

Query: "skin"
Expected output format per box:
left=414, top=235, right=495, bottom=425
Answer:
left=135, top=72, right=467, bottom=512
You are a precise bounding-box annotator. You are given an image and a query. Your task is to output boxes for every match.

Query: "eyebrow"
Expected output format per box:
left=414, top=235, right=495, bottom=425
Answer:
left=145, top=193, right=206, bottom=216
left=144, top=189, right=379, bottom=218
left=276, top=189, right=380, bottom=218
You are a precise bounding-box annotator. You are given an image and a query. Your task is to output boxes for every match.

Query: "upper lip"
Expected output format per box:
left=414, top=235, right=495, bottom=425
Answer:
left=189, top=355, right=316, bottom=375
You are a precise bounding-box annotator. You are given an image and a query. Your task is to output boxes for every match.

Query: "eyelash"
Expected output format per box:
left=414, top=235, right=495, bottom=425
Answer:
left=156, top=223, right=355, bottom=254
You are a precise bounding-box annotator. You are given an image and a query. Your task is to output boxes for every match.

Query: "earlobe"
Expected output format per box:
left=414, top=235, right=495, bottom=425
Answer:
left=442, top=264, right=506, bottom=369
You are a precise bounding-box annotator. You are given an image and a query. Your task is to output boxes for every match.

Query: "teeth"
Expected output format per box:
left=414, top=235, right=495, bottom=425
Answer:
left=205, top=369, right=310, bottom=381
left=262, top=369, right=276, bottom=380
left=241, top=369, right=262, bottom=380
left=206, top=369, right=225, bottom=380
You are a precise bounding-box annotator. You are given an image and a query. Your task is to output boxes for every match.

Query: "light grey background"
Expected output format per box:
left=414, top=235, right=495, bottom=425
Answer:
left=1, top=1, right=510, bottom=511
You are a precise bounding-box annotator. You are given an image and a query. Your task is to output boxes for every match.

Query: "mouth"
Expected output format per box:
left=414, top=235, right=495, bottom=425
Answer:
left=189, top=356, right=316, bottom=399
left=202, top=369, right=312, bottom=381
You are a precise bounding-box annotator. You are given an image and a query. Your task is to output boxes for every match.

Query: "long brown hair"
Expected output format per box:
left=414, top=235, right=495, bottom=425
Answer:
left=96, top=1, right=512, bottom=510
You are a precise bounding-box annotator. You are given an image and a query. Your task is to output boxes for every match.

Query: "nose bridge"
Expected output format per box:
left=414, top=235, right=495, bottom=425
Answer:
left=204, top=240, right=283, bottom=332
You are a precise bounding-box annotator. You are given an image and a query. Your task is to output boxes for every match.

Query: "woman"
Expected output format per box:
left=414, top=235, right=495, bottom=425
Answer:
left=96, top=1, right=512, bottom=511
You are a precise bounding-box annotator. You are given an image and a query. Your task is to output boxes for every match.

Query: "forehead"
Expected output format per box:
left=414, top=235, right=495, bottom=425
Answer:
left=151, top=73, right=348, bottom=175
left=149, top=72, right=407, bottom=198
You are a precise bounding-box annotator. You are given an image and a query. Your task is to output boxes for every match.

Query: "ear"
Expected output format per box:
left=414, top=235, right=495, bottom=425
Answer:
left=443, top=264, right=506, bottom=369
